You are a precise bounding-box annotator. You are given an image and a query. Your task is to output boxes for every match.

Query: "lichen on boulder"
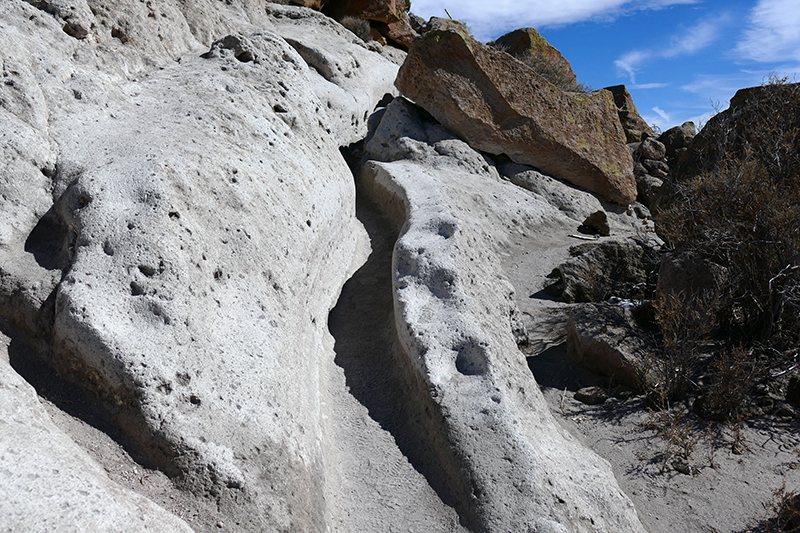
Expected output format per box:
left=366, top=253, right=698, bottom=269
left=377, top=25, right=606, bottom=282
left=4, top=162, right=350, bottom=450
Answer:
left=395, top=28, right=637, bottom=204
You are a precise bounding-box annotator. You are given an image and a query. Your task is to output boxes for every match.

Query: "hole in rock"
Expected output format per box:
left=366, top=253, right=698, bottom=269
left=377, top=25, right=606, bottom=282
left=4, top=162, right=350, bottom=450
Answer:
left=235, top=51, right=254, bottom=63
left=454, top=338, right=489, bottom=376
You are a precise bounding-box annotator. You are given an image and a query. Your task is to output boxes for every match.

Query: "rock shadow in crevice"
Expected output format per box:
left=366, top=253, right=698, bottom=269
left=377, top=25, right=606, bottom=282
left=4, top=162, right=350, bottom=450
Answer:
left=1, top=317, right=158, bottom=472
left=24, top=205, right=73, bottom=272
left=327, top=192, right=469, bottom=523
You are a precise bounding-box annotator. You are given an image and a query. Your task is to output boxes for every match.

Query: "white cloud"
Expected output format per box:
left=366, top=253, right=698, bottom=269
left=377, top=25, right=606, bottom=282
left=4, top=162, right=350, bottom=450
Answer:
left=734, top=0, right=800, bottom=63
left=615, top=50, right=650, bottom=84
left=409, top=0, right=698, bottom=41
left=666, top=17, right=728, bottom=57
left=615, top=15, right=729, bottom=83
left=632, top=82, right=668, bottom=89
left=652, top=106, right=671, bottom=122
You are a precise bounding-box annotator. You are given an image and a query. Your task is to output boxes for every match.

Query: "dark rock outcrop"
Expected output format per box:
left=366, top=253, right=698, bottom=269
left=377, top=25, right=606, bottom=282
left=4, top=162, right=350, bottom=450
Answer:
left=324, top=0, right=417, bottom=48
left=567, top=303, right=657, bottom=390
left=551, top=238, right=661, bottom=303
left=658, top=121, right=696, bottom=161
left=605, top=84, right=655, bottom=142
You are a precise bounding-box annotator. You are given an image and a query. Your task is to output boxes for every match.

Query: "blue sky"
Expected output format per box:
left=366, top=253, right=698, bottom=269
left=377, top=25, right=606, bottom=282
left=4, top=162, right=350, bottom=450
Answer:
left=408, top=0, right=800, bottom=131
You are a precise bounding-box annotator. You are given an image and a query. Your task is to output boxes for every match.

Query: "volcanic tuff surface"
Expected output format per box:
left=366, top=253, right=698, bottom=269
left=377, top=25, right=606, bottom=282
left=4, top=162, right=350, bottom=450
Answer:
left=0, top=1, right=652, bottom=532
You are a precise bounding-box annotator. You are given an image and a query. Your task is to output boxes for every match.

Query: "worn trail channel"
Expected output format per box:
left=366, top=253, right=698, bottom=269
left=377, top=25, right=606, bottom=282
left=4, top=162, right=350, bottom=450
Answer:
left=323, top=189, right=464, bottom=531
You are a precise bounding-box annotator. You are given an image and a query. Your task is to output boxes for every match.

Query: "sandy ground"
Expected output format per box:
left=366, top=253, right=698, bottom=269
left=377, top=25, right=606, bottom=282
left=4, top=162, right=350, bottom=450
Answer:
left=500, top=221, right=800, bottom=533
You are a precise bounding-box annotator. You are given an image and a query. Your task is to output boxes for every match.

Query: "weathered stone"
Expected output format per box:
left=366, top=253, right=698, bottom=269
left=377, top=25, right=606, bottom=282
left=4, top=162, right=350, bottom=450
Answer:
left=0, top=331, right=194, bottom=532
left=567, top=303, right=657, bottom=390
left=637, top=138, right=667, bottom=161
left=489, top=28, right=578, bottom=90
left=407, top=12, right=425, bottom=33
left=633, top=161, right=648, bottom=178
left=636, top=174, right=663, bottom=208
left=626, top=129, right=645, bottom=143
left=360, top=106, right=645, bottom=529
left=658, top=121, right=696, bottom=159
left=642, top=158, right=670, bottom=178
left=0, top=1, right=653, bottom=531
left=0, top=3, right=434, bottom=531
left=423, top=16, right=468, bottom=34
left=265, top=5, right=402, bottom=145
left=22, top=0, right=95, bottom=39
left=606, top=84, right=642, bottom=116
left=556, top=238, right=661, bottom=303
left=583, top=210, right=610, bottom=236
left=575, top=386, right=608, bottom=405
left=372, top=11, right=417, bottom=49
left=325, top=0, right=408, bottom=24
left=395, top=28, right=637, bottom=204
left=605, top=85, right=655, bottom=138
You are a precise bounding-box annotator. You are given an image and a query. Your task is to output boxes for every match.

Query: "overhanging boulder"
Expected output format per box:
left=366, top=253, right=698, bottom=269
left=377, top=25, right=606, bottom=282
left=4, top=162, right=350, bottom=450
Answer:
left=395, top=28, right=637, bottom=204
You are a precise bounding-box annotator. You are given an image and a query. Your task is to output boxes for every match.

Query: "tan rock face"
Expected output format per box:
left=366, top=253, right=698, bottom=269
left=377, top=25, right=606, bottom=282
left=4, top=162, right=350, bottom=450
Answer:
left=490, top=28, right=578, bottom=90
left=372, top=12, right=416, bottom=48
left=605, top=84, right=655, bottom=141
left=325, top=0, right=407, bottom=23
left=396, top=29, right=637, bottom=204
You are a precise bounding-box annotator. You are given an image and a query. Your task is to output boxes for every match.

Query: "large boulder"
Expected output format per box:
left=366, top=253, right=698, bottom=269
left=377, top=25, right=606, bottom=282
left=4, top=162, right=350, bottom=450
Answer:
left=671, top=83, right=800, bottom=183
left=658, top=121, right=696, bottom=160
left=0, top=2, right=440, bottom=531
left=371, top=12, right=417, bottom=49
left=395, top=28, right=637, bottom=204
left=324, top=0, right=417, bottom=48
left=325, top=0, right=408, bottom=23
left=489, top=28, right=578, bottom=91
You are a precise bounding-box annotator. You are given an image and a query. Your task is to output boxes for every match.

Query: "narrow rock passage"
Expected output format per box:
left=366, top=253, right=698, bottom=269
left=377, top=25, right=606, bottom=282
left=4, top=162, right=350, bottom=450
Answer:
left=324, top=189, right=464, bottom=532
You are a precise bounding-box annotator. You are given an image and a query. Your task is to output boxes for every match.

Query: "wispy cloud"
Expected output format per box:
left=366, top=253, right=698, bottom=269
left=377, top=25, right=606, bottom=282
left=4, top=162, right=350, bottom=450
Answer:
left=652, top=106, right=671, bottom=122
left=615, top=51, right=649, bottom=84
left=409, top=0, right=699, bottom=41
left=632, top=82, right=668, bottom=89
left=734, top=0, right=800, bottom=63
left=615, top=14, right=731, bottom=83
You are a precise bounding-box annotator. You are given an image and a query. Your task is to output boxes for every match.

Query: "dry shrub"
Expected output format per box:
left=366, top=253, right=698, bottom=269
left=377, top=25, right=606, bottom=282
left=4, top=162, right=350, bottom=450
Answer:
left=643, top=290, right=719, bottom=407
left=699, top=346, right=763, bottom=421
left=654, top=79, right=800, bottom=418
left=644, top=407, right=698, bottom=473
left=766, top=484, right=800, bottom=533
